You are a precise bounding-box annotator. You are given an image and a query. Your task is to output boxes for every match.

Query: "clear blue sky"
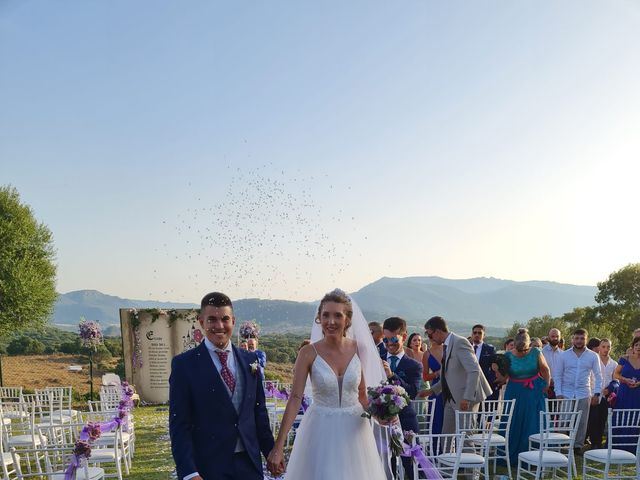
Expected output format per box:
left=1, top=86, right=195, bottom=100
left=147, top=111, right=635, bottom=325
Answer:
left=2, top=1, right=639, bottom=302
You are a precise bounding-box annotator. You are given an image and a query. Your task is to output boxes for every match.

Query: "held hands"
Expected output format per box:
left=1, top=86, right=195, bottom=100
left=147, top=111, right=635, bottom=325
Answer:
left=418, top=389, right=433, bottom=398
left=267, top=447, right=286, bottom=476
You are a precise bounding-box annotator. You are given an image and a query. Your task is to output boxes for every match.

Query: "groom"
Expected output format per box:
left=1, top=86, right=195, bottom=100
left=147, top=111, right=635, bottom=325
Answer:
left=169, top=292, right=275, bottom=480
left=382, top=316, right=422, bottom=480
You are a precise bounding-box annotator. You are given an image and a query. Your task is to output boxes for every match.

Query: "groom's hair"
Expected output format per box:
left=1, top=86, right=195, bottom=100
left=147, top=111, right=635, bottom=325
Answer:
left=383, top=317, right=407, bottom=335
left=200, top=292, right=233, bottom=310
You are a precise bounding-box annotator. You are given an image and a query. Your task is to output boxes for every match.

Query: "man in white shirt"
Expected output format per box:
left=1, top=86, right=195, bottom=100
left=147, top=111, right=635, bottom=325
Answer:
left=555, top=328, right=603, bottom=451
left=542, top=327, right=563, bottom=398
left=586, top=338, right=619, bottom=448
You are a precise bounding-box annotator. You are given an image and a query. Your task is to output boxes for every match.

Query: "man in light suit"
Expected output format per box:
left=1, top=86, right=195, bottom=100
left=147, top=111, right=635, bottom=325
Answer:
left=421, top=316, right=492, bottom=434
left=170, top=292, right=275, bottom=480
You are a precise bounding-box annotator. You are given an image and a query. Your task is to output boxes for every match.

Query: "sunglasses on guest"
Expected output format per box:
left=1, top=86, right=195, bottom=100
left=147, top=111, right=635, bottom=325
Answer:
left=383, top=336, right=401, bottom=344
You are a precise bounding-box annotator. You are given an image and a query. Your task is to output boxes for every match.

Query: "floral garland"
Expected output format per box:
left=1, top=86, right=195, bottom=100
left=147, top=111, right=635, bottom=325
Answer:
left=64, top=382, right=135, bottom=480
left=263, top=382, right=309, bottom=412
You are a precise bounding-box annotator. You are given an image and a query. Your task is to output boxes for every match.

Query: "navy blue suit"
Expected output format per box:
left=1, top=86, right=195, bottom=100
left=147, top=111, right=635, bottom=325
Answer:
left=169, top=343, right=274, bottom=480
left=377, top=341, right=387, bottom=358
left=386, top=353, right=422, bottom=479
left=477, top=343, right=499, bottom=401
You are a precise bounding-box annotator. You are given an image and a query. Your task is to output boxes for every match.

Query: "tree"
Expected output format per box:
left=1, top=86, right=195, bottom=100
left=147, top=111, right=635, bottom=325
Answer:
left=6, top=335, right=46, bottom=355
left=0, top=186, right=57, bottom=337
left=595, top=263, right=640, bottom=347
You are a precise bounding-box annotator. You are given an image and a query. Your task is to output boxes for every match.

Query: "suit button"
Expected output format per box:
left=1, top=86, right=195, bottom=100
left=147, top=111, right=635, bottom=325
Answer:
left=234, top=423, right=238, bottom=428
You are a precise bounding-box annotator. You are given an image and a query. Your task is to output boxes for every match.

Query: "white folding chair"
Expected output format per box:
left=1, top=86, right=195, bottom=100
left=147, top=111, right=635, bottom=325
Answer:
left=0, top=411, right=19, bottom=480
left=454, top=409, right=499, bottom=479
left=10, top=445, right=104, bottom=480
left=45, top=386, right=79, bottom=420
left=372, top=422, right=404, bottom=480
left=411, top=398, right=436, bottom=435
left=477, top=398, right=516, bottom=478
left=412, top=432, right=465, bottom=479
left=39, top=420, right=125, bottom=480
left=583, top=408, right=640, bottom=480
left=529, top=397, right=579, bottom=476
left=517, top=409, right=582, bottom=480
left=81, top=411, right=133, bottom=474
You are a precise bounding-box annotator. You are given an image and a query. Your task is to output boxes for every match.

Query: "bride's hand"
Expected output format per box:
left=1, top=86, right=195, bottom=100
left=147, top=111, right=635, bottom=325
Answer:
left=267, top=447, right=286, bottom=475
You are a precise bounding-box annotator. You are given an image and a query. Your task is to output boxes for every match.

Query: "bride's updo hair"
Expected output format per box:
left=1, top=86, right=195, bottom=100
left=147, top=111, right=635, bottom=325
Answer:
left=514, top=327, right=531, bottom=352
left=315, top=288, right=353, bottom=335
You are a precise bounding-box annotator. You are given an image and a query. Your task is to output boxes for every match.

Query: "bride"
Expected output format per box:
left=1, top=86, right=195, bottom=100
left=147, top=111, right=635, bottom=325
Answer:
left=267, top=289, right=387, bottom=479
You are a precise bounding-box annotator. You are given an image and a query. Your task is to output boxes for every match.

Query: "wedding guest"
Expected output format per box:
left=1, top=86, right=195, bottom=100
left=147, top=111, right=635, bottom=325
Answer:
left=470, top=324, right=499, bottom=400
left=612, top=336, right=640, bottom=451
left=541, top=336, right=549, bottom=347
left=420, top=316, right=492, bottom=434
left=530, top=337, right=542, bottom=349
left=422, top=338, right=444, bottom=435
left=586, top=338, right=618, bottom=449
left=555, top=328, right=603, bottom=452
left=381, top=317, right=421, bottom=479
left=405, top=333, right=424, bottom=363
left=240, top=340, right=249, bottom=350
left=247, top=337, right=267, bottom=375
left=504, top=338, right=515, bottom=352
left=624, top=328, right=640, bottom=357
left=494, top=328, right=550, bottom=465
left=542, top=328, right=563, bottom=399
left=369, top=321, right=387, bottom=357
left=587, top=337, right=601, bottom=354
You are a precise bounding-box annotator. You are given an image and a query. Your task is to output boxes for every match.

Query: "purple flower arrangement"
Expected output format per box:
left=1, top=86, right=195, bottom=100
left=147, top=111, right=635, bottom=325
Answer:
left=78, top=318, right=103, bottom=350
left=239, top=320, right=260, bottom=339
left=362, top=382, right=410, bottom=423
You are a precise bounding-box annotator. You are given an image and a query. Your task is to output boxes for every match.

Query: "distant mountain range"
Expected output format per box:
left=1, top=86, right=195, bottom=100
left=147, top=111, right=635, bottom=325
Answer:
left=52, top=276, right=597, bottom=336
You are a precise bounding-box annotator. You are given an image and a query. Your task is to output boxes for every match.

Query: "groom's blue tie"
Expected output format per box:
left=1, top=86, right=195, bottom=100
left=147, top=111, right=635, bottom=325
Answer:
left=389, top=355, right=399, bottom=373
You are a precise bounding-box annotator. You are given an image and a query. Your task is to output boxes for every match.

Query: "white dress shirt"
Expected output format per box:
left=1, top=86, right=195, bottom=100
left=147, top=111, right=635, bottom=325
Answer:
left=542, top=344, right=562, bottom=381
left=387, top=351, right=406, bottom=362
left=555, top=347, right=603, bottom=399
left=600, top=356, right=618, bottom=392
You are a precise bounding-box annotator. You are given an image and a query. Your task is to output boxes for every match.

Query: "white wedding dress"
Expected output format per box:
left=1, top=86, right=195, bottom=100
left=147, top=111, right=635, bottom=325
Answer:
left=284, top=349, right=387, bottom=479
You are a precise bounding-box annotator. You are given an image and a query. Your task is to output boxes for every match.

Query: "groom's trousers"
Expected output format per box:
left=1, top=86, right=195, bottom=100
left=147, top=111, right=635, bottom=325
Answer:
left=219, top=452, right=262, bottom=480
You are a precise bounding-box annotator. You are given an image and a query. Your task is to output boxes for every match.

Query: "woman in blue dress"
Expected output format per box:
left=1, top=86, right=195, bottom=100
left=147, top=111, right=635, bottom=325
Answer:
left=495, top=328, right=550, bottom=466
left=422, top=341, right=444, bottom=435
left=612, top=336, right=640, bottom=451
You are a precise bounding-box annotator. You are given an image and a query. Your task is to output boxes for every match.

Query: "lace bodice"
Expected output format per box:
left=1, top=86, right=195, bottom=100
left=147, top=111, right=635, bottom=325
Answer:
left=311, top=353, right=361, bottom=409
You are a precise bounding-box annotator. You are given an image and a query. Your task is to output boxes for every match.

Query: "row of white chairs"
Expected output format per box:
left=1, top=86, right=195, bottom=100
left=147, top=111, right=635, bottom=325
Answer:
left=0, top=385, right=136, bottom=480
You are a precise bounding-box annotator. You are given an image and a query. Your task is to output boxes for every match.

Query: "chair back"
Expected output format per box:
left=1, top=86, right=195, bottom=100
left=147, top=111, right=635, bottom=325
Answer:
left=455, top=409, right=498, bottom=457
left=10, top=445, right=100, bottom=480
left=0, top=386, right=23, bottom=402
left=415, top=432, right=465, bottom=479
left=607, top=408, right=640, bottom=456
left=411, top=398, right=436, bottom=435
left=535, top=409, right=581, bottom=464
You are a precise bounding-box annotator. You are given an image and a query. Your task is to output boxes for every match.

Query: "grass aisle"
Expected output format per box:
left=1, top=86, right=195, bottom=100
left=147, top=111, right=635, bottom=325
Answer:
left=129, top=406, right=175, bottom=480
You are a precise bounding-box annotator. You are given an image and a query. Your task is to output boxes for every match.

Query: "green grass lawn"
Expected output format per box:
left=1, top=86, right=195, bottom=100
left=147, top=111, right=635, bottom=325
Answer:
left=129, top=406, right=175, bottom=480
left=128, top=406, right=637, bottom=479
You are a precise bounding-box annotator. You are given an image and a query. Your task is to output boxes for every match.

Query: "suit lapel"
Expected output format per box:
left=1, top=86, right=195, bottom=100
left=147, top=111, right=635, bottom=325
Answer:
left=444, top=335, right=454, bottom=372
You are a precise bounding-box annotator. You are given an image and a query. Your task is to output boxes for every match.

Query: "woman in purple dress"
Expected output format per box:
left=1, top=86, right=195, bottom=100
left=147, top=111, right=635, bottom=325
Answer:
left=612, top=336, right=640, bottom=451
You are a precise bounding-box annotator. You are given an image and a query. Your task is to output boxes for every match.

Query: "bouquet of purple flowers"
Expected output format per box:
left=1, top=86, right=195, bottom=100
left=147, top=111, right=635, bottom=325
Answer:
left=79, top=319, right=103, bottom=350
left=362, top=382, right=411, bottom=423
left=239, top=320, right=260, bottom=339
